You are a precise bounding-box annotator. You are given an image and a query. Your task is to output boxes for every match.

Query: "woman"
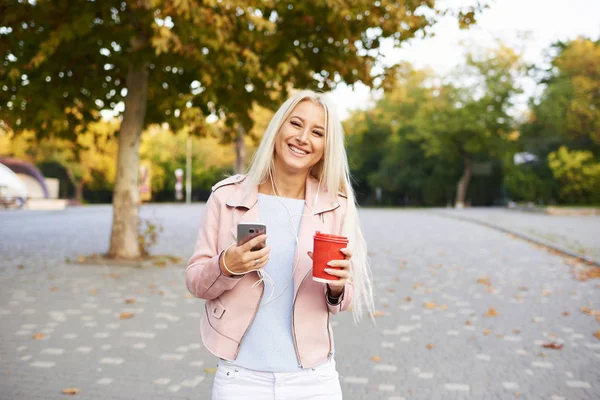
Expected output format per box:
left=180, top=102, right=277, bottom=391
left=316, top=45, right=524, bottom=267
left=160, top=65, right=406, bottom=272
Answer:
left=185, top=90, right=374, bottom=399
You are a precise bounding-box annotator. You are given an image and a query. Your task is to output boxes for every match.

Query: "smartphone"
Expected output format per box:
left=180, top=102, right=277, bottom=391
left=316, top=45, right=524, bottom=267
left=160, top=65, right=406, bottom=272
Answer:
left=237, top=222, right=267, bottom=251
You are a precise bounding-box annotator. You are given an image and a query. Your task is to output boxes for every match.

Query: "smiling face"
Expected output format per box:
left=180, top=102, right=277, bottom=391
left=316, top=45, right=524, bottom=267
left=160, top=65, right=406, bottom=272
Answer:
left=273, top=100, right=326, bottom=176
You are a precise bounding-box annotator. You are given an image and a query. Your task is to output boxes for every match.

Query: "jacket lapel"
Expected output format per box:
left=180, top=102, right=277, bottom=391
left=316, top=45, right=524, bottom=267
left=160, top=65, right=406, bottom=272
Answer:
left=226, top=180, right=259, bottom=241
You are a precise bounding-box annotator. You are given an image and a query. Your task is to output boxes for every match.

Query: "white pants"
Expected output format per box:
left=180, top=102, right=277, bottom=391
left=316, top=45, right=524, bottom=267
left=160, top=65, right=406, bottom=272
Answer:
left=212, top=359, right=343, bottom=400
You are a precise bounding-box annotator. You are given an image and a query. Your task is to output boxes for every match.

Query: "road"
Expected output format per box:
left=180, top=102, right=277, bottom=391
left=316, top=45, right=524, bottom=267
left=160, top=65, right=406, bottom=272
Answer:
left=0, top=205, right=598, bottom=399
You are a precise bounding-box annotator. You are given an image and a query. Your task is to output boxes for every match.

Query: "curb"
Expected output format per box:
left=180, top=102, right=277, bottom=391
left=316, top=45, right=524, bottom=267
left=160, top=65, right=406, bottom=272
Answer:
left=434, top=211, right=600, bottom=267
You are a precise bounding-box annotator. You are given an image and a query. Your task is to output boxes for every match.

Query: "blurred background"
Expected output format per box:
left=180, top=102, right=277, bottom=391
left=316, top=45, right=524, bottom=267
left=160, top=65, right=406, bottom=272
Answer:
left=1, top=0, right=598, bottom=210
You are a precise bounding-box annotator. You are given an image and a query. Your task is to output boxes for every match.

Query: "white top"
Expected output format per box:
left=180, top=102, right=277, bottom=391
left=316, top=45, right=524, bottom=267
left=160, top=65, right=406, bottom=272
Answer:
left=233, top=193, right=305, bottom=372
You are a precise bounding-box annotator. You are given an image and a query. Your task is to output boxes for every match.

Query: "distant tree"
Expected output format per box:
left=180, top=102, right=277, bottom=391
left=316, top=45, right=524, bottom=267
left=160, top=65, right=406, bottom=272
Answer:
left=548, top=146, right=600, bottom=204
left=414, top=45, right=523, bottom=207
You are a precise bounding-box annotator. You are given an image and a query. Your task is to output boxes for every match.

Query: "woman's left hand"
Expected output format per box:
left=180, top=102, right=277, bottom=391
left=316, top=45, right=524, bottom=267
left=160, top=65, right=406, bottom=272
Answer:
left=307, top=248, right=352, bottom=298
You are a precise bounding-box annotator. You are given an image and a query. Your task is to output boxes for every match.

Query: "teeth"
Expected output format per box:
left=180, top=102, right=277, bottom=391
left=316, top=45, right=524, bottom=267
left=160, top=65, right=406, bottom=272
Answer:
left=289, top=145, right=307, bottom=155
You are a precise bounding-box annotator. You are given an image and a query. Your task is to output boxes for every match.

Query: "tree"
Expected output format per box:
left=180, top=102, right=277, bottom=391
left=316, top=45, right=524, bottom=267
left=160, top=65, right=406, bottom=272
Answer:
left=414, top=45, right=523, bottom=207
left=2, top=0, right=484, bottom=258
left=548, top=146, right=600, bottom=204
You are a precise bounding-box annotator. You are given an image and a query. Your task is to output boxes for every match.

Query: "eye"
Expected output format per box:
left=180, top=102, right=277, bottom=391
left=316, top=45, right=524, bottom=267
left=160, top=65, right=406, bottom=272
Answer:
left=313, top=130, right=324, bottom=137
left=291, top=120, right=301, bottom=128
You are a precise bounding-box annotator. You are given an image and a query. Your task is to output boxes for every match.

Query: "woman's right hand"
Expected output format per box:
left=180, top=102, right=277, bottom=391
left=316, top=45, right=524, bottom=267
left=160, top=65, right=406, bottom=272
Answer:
left=220, top=234, right=270, bottom=277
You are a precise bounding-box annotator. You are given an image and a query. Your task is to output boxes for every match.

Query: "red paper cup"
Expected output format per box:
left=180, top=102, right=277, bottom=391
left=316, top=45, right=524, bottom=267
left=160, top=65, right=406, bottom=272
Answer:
left=312, top=231, right=348, bottom=283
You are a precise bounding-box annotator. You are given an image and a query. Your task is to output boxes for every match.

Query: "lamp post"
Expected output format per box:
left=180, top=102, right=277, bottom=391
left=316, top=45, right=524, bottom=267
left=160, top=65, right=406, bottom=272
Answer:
left=186, top=136, right=192, bottom=204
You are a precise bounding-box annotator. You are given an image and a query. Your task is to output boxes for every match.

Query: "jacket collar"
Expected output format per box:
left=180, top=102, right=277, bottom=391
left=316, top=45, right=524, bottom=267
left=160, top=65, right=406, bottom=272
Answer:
left=225, top=174, right=340, bottom=215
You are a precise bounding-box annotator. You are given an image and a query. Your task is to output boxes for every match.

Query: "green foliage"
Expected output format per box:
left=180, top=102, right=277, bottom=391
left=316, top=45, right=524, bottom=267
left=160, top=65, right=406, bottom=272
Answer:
left=514, top=37, right=600, bottom=205
left=548, top=146, right=600, bottom=204
left=503, top=161, right=557, bottom=204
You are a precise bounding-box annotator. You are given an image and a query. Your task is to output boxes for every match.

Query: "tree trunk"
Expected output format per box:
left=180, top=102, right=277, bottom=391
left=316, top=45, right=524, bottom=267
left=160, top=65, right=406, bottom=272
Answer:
left=234, top=125, right=246, bottom=174
left=74, top=181, right=84, bottom=204
left=107, top=65, right=149, bottom=259
left=455, top=156, right=472, bottom=208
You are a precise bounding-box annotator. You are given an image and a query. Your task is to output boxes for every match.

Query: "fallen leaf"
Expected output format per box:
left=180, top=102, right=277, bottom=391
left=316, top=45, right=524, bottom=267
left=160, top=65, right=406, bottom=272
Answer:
left=17, top=264, right=24, bottom=269
left=89, top=289, right=97, bottom=295
left=204, top=368, right=217, bottom=374
left=519, top=286, right=529, bottom=291
left=542, top=290, right=552, bottom=296
left=109, top=273, right=121, bottom=279
left=424, top=302, right=438, bottom=309
left=465, top=320, right=472, bottom=325
left=61, top=388, right=80, bottom=395
left=597, top=315, right=600, bottom=323
left=483, top=329, right=491, bottom=336
left=477, top=276, right=491, bottom=287
left=152, top=260, right=167, bottom=267
left=184, top=293, right=193, bottom=299
left=562, top=312, right=570, bottom=316
left=32, top=333, right=45, bottom=340
left=513, top=329, right=520, bottom=334
left=50, top=287, right=58, bottom=292
left=484, top=308, right=498, bottom=317
left=426, top=343, right=434, bottom=350
left=370, top=356, right=382, bottom=362
left=581, top=306, right=596, bottom=316
left=124, top=298, right=136, bottom=304
left=149, top=284, right=157, bottom=289
left=159, top=290, right=165, bottom=296
left=514, top=294, right=521, bottom=300
left=542, top=342, right=563, bottom=350
left=405, top=297, right=412, bottom=302
left=119, top=312, right=135, bottom=319
left=387, top=287, right=396, bottom=293
left=373, top=310, right=385, bottom=317
left=595, top=330, right=600, bottom=341
left=77, top=256, right=85, bottom=263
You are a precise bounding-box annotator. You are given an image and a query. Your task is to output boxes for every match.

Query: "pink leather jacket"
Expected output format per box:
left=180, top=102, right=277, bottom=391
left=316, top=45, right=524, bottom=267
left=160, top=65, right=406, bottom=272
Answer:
left=185, top=174, right=353, bottom=368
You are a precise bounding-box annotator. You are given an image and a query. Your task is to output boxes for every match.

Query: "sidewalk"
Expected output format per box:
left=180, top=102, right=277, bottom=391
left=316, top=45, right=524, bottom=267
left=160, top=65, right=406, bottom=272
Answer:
left=436, top=207, right=600, bottom=265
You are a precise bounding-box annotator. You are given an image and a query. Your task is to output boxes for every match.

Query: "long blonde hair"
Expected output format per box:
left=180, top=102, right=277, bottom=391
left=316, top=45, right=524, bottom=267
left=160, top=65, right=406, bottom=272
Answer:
left=246, top=90, right=375, bottom=322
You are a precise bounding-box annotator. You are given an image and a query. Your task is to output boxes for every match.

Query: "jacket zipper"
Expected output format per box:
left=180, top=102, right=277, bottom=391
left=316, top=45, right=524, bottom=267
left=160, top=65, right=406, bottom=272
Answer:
left=233, top=278, right=264, bottom=359
left=292, top=269, right=311, bottom=368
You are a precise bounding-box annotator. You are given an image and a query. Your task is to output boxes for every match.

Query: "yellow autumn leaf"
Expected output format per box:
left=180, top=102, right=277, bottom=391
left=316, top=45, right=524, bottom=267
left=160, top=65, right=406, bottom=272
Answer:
left=484, top=308, right=498, bottom=317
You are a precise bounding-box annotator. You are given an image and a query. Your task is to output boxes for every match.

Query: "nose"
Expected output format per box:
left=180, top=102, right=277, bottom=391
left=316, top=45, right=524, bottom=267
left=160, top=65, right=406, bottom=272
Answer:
left=296, top=128, right=309, bottom=144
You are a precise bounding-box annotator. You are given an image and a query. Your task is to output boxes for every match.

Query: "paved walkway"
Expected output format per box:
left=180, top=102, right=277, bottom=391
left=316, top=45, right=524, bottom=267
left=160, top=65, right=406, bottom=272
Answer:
left=0, top=205, right=599, bottom=399
left=437, top=208, right=600, bottom=264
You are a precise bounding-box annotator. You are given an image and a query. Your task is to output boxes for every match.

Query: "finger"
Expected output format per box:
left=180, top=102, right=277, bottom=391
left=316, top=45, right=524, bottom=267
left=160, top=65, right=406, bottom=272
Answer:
left=325, top=279, right=346, bottom=288
left=307, top=251, right=313, bottom=260
left=326, top=260, right=350, bottom=269
left=246, top=244, right=270, bottom=260
left=246, top=253, right=269, bottom=270
left=340, top=248, right=352, bottom=259
left=324, top=268, right=349, bottom=279
left=243, top=234, right=268, bottom=252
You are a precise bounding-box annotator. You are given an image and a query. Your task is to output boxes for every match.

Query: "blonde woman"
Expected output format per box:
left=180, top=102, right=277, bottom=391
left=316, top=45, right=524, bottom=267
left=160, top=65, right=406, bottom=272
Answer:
left=185, top=90, right=374, bottom=399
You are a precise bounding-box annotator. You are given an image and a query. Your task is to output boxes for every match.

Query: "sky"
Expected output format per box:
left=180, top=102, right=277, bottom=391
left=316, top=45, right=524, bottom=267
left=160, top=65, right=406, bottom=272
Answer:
left=329, top=0, right=600, bottom=120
